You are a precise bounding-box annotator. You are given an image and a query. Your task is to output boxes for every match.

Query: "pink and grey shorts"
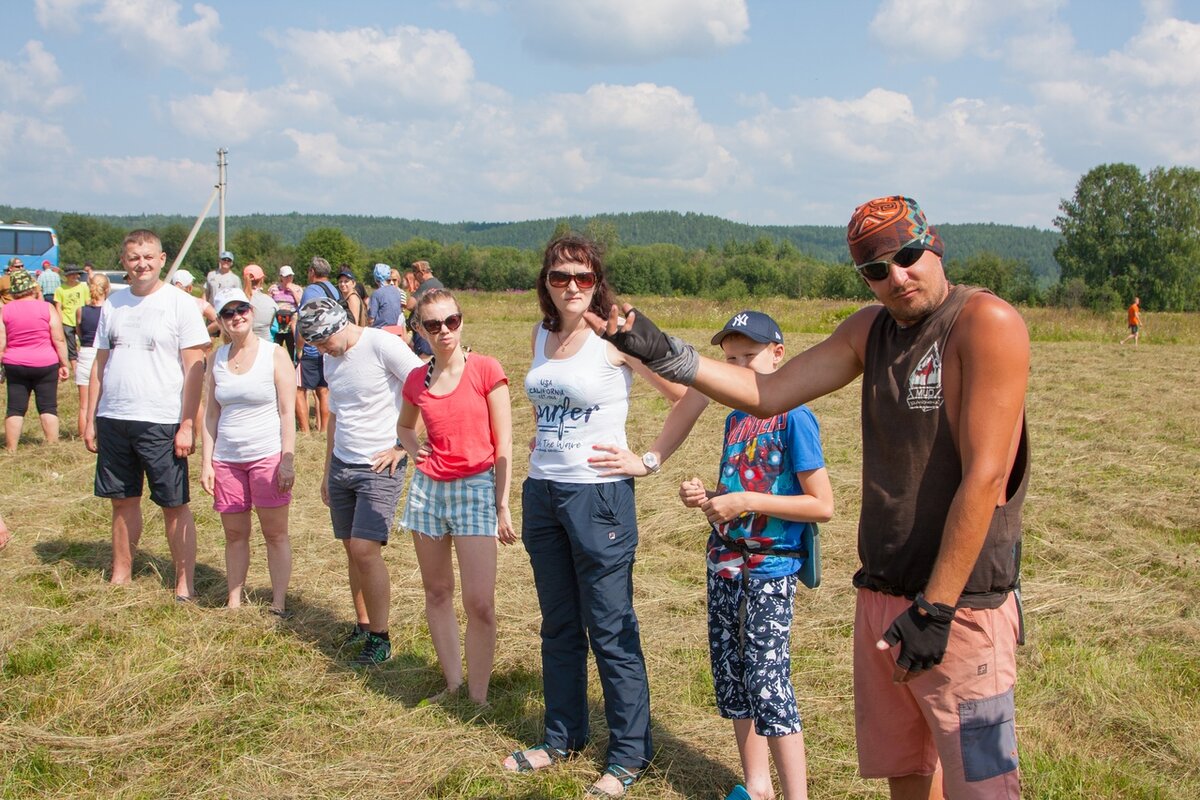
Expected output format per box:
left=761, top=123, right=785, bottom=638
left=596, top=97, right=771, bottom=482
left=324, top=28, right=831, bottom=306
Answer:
left=853, top=589, right=1021, bottom=799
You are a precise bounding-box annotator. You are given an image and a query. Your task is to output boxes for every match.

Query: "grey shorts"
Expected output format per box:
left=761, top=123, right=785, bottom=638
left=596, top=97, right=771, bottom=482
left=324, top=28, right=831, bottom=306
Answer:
left=327, top=455, right=407, bottom=543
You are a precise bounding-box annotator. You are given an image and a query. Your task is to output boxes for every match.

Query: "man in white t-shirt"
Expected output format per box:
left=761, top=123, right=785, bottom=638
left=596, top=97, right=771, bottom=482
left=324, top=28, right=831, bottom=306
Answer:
left=85, top=229, right=210, bottom=599
left=298, top=296, right=422, bottom=667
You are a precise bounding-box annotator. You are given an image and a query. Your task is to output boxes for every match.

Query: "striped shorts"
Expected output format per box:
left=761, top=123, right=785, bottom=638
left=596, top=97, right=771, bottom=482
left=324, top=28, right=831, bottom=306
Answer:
left=402, top=467, right=498, bottom=539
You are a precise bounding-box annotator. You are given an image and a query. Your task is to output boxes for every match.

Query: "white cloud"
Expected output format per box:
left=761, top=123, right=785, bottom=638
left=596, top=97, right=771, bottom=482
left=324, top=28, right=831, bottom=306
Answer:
left=545, top=83, right=736, bottom=190
left=269, top=26, right=475, bottom=112
left=731, top=88, right=1068, bottom=225
left=170, top=85, right=334, bottom=144
left=81, top=155, right=212, bottom=198
left=34, top=0, right=96, bottom=33
left=438, top=0, right=500, bottom=12
left=93, top=0, right=228, bottom=76
left=0, top=41, right=79, bottom=111
left=0, top=112, right=72, bottom=163
left=1102, top=16, right=1200, bottom=87
left=1007, top=8, right=1200, bottom=168
left=280, top=130, right=361, bottom=179
left=870, top=0, right=1063, bottom=61
left=512, top=0, right=749, bottom=64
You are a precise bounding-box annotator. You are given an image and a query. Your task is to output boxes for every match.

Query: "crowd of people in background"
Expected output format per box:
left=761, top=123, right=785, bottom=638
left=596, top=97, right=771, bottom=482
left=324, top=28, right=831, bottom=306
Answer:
left=0, top=195, right=1039, bottom=800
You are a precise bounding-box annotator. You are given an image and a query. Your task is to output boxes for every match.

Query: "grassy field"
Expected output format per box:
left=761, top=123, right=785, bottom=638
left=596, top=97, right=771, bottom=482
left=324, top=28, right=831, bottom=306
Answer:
left=2, top=294, right=1197, bottom=799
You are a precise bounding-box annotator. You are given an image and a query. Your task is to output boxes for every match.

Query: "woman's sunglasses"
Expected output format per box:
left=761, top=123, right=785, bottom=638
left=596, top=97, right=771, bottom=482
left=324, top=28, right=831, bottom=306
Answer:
left=546, top=270, right=598, bottom=290
left=219, top=302, right=252, bottom=320
left=855, top=246, right=925, bottom=282
left=421, top=313, right=463, bottom=334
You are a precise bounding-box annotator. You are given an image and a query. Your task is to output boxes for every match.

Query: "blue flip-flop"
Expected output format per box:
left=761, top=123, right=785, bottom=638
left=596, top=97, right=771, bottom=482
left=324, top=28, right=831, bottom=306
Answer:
left=724, top=785, right=752, bottom=800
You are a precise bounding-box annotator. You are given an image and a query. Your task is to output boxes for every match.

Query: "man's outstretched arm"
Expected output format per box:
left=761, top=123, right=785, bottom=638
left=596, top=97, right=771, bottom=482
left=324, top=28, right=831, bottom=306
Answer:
left=585, top=303, right=871, bottom=416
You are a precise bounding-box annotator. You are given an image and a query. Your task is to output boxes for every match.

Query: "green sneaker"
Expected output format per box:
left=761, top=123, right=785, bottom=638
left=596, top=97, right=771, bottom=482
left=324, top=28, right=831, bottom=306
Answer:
left=352, top=633, right=392, bottom=667
left=340, top=624, right=369, bottom=650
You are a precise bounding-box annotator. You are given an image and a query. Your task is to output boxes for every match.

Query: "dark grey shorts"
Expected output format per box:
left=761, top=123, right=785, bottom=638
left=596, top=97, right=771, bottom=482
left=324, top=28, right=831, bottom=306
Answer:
left=62, top=325, right=79, bottom=362
left=327, top=455, right=407, bottom=543
left=94, top=417, right=189, bottom=507
left=299, top=355, right=326, bottom=390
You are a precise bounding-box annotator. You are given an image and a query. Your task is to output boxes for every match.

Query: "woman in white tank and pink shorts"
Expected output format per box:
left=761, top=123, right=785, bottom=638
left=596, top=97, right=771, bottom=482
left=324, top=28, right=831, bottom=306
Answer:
left=200, top=287, right=297, bottom=615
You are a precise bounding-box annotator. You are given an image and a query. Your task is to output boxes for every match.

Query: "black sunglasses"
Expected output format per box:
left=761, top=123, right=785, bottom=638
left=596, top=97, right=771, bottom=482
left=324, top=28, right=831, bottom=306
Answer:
left=219, top=302, right=252, bottom=320
left=546, top=270, right=598, bottom=289
left=855, top=246, right=925, bottom=282
left=421, top=312, right=463, bottom=334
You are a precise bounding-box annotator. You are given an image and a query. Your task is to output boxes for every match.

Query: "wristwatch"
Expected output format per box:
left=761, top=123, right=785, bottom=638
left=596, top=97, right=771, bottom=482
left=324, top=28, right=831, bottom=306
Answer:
left=641, top=451, right=661, bottom=475
left=394, top=437, right=405, bottom=450
left=914, top=592, right=957, bottom=623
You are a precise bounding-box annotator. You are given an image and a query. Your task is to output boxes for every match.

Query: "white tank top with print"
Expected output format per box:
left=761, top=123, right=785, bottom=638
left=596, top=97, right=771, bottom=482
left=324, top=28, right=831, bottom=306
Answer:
left=525, top=326, right=631, bottom=483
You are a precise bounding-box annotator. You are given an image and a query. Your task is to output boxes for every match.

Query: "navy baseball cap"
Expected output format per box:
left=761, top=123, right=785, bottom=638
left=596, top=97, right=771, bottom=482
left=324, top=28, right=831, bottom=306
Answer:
left=710, top=310, right=784, bottom=346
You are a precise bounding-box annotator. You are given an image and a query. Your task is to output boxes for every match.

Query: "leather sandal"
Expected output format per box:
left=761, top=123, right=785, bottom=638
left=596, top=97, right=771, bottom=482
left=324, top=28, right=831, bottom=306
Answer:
left=584, top=764, right=642, bottom=797
left=505, top=742, right=569, bottom=773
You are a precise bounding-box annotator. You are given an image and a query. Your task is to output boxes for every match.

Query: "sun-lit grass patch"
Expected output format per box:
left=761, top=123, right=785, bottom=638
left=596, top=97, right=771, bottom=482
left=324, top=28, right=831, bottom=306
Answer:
left=1, top=293, right=1197, bottom=797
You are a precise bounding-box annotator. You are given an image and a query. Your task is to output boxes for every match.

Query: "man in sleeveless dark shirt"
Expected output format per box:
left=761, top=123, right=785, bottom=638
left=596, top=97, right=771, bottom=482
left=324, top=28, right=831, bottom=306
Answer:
left=587, top=197, right=1029, bottom=800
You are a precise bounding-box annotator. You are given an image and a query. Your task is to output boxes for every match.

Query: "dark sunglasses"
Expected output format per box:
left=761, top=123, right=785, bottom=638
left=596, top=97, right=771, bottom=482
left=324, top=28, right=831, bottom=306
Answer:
left=421, top=313, right=463, bottom=334
left=218, top=302, right=252, bottom=319
left=855, top=246, right=925, bottom=282
left=546, top=270, right=598, bottom=289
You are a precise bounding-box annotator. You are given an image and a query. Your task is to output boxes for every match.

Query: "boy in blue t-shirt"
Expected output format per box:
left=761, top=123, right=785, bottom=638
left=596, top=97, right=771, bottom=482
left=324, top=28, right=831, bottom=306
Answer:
left=679, top=311, right=833, bottom=800
left=585, top=309, right=834, bottom=800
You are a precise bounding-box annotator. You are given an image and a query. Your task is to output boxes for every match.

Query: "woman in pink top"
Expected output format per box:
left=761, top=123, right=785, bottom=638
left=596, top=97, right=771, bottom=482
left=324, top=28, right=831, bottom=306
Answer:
left=398, top=288, right=514, bottom=706
left=267, top=266, right=302, bottom=362
left=0, top=269, right=70, bottom=450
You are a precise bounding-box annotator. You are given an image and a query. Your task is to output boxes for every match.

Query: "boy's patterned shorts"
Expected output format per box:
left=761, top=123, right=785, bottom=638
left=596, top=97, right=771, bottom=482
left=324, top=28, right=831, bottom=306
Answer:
left=707, top=570, right=803, bottom=737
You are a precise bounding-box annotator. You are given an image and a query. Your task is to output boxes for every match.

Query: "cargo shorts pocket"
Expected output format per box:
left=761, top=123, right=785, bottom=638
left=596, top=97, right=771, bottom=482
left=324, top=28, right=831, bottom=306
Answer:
left=959, top=687, right=1018, bottom=782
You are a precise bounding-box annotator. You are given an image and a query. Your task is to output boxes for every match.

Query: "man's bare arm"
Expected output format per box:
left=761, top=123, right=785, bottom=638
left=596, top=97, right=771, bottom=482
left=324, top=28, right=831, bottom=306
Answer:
left=586, top=304, right=873, bottom=417
left=923, top=295, right=1030, bottom=608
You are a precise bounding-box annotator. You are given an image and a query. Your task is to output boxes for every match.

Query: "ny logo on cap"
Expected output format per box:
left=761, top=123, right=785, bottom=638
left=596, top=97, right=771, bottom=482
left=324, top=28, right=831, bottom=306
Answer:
left=732, top=313, right=749, bottom=327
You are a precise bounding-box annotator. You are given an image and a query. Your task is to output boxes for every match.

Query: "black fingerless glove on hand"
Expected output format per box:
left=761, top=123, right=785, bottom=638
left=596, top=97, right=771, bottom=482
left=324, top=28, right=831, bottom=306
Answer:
left=603, top=308, right=699, bottom=385
left=882, top=593, right=956, bottom=674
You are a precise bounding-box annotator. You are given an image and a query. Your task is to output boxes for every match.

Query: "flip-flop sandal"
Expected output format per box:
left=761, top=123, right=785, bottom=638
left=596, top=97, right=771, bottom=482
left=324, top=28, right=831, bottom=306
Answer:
left=506, top=743, right=569, bottom=773
left=724, top=786, right=752, bottom=800
left=584, top=764, right=642, bottom=797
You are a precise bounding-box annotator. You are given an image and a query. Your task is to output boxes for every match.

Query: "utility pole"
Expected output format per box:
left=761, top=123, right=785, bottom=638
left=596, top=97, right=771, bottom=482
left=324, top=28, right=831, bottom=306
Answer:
left=217, top=147, right=228, bottom=256
left=163, top=147, right=225, bottom=285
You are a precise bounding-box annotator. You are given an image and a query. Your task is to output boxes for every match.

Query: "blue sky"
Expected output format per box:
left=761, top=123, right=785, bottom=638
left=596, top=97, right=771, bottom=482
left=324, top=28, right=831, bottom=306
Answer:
left=2, top=0, right=1197, bottom=228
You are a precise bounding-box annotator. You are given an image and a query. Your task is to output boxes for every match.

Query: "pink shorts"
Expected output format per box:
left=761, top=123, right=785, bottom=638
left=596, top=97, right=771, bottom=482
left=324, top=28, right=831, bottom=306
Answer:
left=212, top=453, right=292, bottom=514
left=854, top=589, right=1020, bottom=799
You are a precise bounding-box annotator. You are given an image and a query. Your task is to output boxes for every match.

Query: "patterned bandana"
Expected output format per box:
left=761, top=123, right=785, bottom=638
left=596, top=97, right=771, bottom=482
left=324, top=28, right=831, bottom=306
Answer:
left=298, top=297, right=349, bottom=342
left=846, top=196, right=944, bottom=267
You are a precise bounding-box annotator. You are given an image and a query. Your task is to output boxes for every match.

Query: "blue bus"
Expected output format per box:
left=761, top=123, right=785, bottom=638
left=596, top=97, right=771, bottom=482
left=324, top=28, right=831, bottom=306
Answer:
left=0, top=222, right=59, bottom=272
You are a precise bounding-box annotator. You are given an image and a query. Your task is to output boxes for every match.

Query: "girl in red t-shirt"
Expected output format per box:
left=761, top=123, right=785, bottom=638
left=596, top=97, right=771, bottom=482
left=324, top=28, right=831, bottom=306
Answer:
left=397, top=288, right=514, bottom=707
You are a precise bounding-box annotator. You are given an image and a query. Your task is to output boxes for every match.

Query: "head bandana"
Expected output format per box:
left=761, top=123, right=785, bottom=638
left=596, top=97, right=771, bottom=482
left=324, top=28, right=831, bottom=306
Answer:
left=846, top=196, right=944, bottom=267
left=298, top=297, right=349, bottom=343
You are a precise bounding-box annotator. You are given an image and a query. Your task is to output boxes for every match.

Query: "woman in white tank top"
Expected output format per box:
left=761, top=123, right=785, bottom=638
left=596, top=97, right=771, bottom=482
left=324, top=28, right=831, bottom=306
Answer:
left=200, top=288, right=298, bottom=616
left=502, top=235, right=684, bottom=796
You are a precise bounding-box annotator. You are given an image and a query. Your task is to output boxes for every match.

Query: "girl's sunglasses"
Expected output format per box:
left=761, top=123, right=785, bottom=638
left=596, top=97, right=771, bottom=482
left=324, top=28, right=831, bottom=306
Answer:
left=546, top=270, right=598, bottom=289
left=855, top=246, right=925, bottom=282
left=421, top=313, right=463, bottom=334
left=219, top=302, right=252, bottom=319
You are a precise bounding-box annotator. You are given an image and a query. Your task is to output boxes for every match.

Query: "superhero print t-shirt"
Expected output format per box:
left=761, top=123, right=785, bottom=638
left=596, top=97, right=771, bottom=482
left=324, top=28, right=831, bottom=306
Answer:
left=706, top=406, right=825, bottom=580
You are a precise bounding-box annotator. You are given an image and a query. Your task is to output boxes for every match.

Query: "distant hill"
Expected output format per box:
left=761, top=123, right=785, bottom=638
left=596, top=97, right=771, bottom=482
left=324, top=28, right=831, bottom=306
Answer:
left=0, top=206, right=1062, bottom=282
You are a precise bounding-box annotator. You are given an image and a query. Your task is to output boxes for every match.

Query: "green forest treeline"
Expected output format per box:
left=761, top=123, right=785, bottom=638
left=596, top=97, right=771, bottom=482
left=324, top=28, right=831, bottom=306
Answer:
left=0, top=206, right=1058, bottom=306
left=7, top=163, right=1199, bottom=311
